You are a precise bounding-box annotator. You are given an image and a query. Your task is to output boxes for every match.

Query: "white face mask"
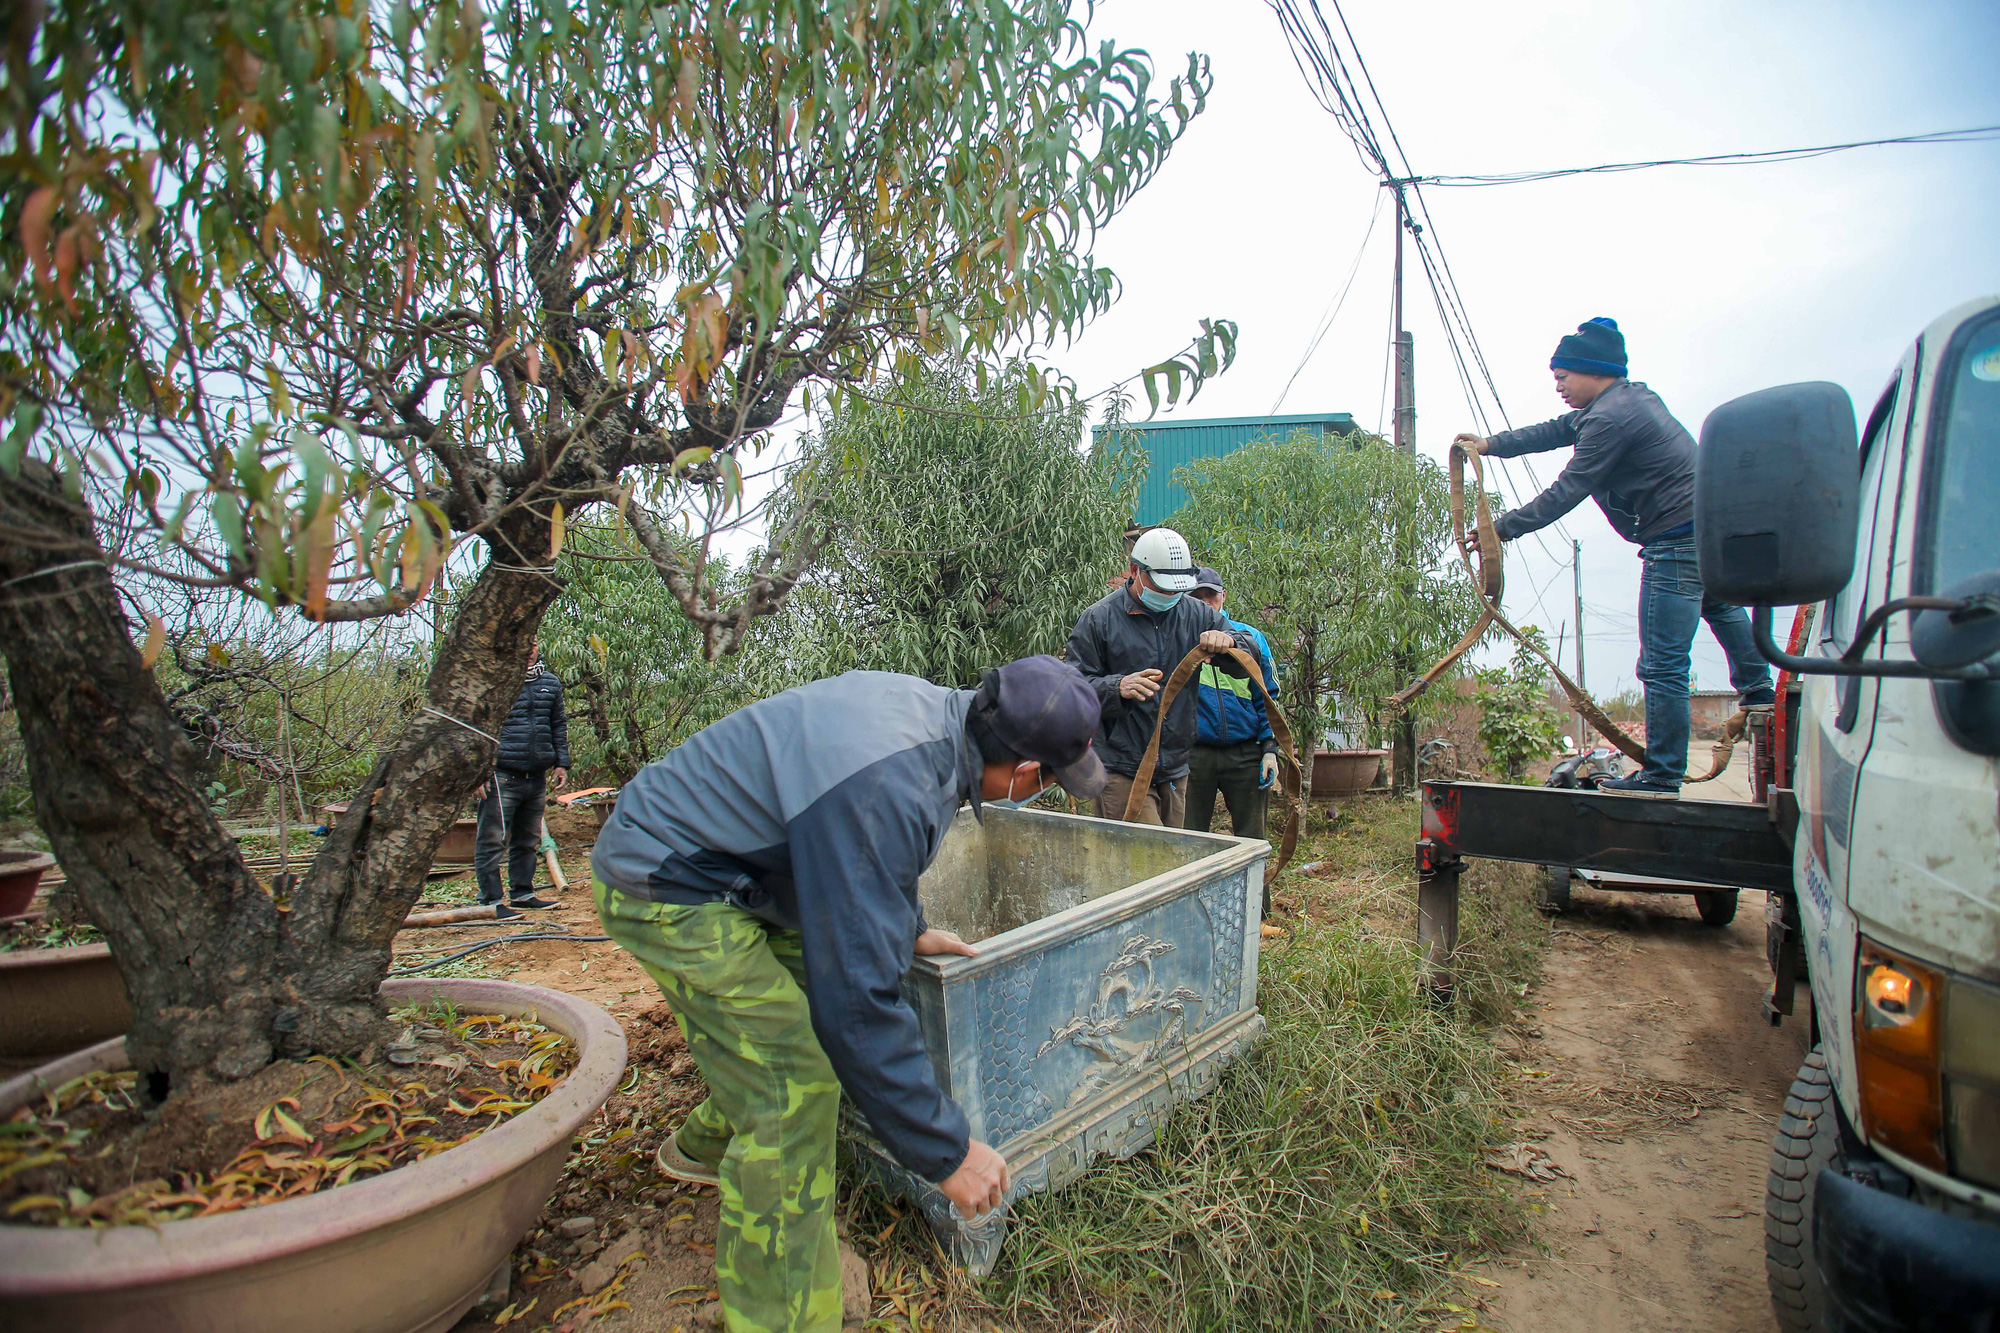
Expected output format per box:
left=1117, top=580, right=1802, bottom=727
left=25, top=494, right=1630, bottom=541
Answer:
left=986, top=761, right=1044, bottom=810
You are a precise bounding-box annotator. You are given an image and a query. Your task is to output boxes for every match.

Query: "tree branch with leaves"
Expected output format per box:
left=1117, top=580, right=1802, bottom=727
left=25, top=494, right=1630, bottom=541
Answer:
left=0, top=0, right=1234, bottom=1092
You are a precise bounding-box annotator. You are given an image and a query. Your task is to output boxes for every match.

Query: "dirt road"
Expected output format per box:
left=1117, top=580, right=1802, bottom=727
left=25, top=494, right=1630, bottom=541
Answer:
left=1469, top=759, right=1813, bottom=1332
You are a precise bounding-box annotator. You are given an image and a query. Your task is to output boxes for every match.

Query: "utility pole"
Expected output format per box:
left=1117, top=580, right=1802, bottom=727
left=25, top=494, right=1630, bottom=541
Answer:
left=1391, top=181, right=1417, bottom=456
left=1389, top=180, right=1420, bottom=788
left=1573, top=538, right=1588, bottom=749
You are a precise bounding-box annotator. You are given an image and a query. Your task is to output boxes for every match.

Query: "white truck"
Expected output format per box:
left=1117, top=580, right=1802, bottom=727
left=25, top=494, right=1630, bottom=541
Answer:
left=1700, top=295, right=2000, bottom=1330
left=1413, top=294, right=2000, bottom=1330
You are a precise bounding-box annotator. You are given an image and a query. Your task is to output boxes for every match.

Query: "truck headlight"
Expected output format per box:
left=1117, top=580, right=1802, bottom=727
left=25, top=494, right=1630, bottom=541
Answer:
left=1944, top=974, right=2000, bottom=1190
left=1854, top=942, right=1945, bottom=1171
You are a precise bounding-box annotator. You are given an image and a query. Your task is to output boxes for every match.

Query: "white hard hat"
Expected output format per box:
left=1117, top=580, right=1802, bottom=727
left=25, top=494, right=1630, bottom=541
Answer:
left=1130, top=527, right=1198, bottom=592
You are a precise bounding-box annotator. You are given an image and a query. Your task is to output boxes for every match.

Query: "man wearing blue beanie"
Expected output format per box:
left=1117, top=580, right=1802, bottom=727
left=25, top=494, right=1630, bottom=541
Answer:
left=1454, top=318, right=1774, bottom=798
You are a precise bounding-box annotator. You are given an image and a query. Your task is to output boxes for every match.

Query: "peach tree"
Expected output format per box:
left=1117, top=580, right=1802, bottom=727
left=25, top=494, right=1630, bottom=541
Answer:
left=0, top=0, right=1232, bottom=1094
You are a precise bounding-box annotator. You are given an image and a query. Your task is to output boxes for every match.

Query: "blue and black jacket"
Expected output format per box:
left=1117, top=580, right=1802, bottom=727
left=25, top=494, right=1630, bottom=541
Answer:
left=590, top=672, right=979, bottom=1182
left=1194, top=617, right=1280, bottom=753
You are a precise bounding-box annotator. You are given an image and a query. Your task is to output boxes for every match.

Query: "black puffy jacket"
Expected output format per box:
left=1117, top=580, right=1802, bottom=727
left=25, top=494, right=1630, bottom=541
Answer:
left=496, top=667, right=570, bottom=774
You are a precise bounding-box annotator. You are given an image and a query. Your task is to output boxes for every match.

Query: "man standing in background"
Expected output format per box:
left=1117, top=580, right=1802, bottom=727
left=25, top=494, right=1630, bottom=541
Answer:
left=1067, top=527, right=1259, bottom=825
left=1183, top=568, right=1281, bottom=839
left=474, top=638, right=570, bottom=911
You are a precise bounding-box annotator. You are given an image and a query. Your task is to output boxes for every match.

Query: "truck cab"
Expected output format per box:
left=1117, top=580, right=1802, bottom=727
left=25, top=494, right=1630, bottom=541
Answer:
left=1699, top=296, right=2000, bottom=1330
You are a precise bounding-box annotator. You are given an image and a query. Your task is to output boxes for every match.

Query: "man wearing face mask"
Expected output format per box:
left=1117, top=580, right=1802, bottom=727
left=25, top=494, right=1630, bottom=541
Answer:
left=1066, top=526, right=1260, bottom=826
left=590, top=655, right=1106, bottom=1333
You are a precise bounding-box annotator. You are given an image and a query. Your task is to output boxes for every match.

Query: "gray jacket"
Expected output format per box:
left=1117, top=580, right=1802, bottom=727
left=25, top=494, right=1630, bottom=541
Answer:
left=591, top=672, right=979, bottom=1182
left=1485, top=379, right=1695, bottom=545
left=1065, top=584, right=1256, bottom=782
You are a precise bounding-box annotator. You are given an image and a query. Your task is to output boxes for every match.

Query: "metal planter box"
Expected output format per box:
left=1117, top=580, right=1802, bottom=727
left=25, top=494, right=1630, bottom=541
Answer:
left=853, top=805, right=1267, bottom=1275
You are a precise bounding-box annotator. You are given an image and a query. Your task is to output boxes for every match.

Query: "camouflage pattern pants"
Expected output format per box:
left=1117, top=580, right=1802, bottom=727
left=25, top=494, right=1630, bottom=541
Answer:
left=593, top=878, right=843, bottom=1333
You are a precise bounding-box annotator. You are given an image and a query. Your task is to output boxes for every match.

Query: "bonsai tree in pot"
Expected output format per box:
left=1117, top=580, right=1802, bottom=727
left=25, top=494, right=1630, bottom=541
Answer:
left=0, top=0, right=1235, bottom=1099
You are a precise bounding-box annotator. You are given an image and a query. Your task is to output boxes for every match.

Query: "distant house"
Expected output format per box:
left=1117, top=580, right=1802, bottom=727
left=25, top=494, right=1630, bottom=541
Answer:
left=1689, top=689, right=1740, bottom=738
left=1093, top=411, right=1359, bottom=526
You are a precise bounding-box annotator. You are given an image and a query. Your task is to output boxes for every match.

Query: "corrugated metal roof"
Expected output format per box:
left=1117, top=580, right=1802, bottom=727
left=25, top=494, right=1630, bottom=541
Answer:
left=1093, top=411, right=1359, bottom=524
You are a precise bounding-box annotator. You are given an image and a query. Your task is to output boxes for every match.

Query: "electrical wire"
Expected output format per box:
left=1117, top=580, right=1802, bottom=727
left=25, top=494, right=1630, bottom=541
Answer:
left=1269, top=191, right=1384, bottom=417
left=1413, top=125, right=2000, bottom=187
left=1271, top=0, right=1588, bottom=628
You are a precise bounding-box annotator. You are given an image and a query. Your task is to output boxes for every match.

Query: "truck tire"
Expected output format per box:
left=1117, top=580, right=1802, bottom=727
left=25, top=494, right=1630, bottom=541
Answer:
left=1697, top=889, right=1739, bottom=927
left=1766, top=1045, right=1841, bottom=1332
left=1536, top=865, right=1571, bottom=914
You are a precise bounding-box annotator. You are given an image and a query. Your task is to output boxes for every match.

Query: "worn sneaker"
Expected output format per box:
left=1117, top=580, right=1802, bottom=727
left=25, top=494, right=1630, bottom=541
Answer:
left=1599, top=774, right=1681, bottom=800
left=655, top=1131, right=721, bottom=1186
left=508, top=895, right=558, bottom=910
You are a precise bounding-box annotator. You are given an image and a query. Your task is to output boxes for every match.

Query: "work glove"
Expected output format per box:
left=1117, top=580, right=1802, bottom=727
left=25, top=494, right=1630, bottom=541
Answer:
left=1260, top=753, right=1279, bottom=789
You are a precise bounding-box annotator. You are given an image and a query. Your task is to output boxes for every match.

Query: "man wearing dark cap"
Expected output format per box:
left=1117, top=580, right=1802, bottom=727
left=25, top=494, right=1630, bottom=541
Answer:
left=1456, top=318, right=1774, bottom=798
left=1184, top=568, right=1282, bottom=839
left=589, top=656, right=1105, bottom=1333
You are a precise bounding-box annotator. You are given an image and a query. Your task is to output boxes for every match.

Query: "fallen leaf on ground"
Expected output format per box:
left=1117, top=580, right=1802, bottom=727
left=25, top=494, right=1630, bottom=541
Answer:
left=1481, top=1142, right=1571, bottom=1182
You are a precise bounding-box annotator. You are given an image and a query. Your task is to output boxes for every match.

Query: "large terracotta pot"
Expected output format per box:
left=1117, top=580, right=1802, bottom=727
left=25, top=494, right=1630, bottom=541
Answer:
left=434, top=818, right=480, bottom=864
left=321, top=804, right=480, bottom=868
left=0, top=978, right=627, bottom=1333
left=0, top=850, right=56, bottom=917
left=0, top=940, right=132, bottom=1059
left=1309, top=748, right=1386, bottom=801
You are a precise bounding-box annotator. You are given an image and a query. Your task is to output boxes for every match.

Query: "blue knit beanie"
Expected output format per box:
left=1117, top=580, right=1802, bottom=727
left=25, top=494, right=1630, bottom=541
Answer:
left=1550, top=317, right=1627, bottom=377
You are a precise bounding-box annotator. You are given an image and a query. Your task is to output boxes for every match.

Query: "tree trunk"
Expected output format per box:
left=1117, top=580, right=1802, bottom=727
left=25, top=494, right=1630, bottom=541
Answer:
left=575, top=665, right=635, bottom=784
left=0, top=465, right=560, bottom=1095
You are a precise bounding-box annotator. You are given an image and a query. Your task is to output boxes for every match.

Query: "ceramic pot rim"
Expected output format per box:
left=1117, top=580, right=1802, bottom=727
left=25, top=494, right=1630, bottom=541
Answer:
left=0, top=977, right=626, bottom=1296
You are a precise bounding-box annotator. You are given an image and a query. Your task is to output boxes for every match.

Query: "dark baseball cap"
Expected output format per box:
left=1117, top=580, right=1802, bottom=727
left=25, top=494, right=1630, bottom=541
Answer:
left=985, top=655, right=1107, bottom=800
left=1193, top=567, right=1226, bottom=594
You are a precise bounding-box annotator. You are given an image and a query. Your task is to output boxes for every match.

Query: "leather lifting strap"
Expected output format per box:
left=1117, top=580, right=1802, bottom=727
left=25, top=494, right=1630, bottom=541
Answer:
left=1389, top=443, right=1740, bottom=785
left=1121, top=645, right=1302, bottom=886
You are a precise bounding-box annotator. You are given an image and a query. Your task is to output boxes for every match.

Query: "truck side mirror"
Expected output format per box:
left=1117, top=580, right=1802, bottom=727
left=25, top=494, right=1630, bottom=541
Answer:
left=1695, top=382, right=1859, bottom=606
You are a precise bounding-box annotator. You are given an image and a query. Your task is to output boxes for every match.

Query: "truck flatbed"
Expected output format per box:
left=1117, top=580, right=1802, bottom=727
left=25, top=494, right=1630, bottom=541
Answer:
left=1414, top=779, right=1799, bottom=1005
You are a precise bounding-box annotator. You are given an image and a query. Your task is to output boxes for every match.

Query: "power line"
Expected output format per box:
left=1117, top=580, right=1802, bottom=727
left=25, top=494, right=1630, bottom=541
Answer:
left=1270, top=191, right=1385, bottom=416
left=1413, top=125, right=2000, bottom=187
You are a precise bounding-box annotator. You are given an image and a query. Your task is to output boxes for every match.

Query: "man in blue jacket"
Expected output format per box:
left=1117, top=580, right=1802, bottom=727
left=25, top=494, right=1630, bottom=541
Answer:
left=473, top=638, right=569, bottom=910
left=1456, top=318, right=1774, bottom=798
left=1183, top=568, right=1280, bottom=839
left=590, top=655, right=1106, bottom=1333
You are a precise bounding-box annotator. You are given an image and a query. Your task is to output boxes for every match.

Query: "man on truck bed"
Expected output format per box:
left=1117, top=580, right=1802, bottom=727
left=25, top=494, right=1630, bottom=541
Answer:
left=590, top=656, right=1107, bottom=1333
left=1066, top=526, right=1261, bottom=825
left=1456, top=317, right=1775, bottom=798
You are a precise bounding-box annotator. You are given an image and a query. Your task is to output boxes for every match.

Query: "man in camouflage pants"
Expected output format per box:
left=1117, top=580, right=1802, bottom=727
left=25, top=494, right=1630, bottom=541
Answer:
left=591, top=658, right=1111, bottom=1331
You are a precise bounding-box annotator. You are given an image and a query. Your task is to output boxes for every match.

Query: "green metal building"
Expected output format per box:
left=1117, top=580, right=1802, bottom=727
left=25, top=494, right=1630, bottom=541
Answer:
left=1093, top=411, right=1359, bottom=525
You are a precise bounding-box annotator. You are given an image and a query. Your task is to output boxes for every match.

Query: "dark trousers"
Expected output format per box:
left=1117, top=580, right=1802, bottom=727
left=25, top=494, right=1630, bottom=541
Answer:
left=475, top=770, right=547, bottom=904
left=1184, top=740, right=1268, bottom=839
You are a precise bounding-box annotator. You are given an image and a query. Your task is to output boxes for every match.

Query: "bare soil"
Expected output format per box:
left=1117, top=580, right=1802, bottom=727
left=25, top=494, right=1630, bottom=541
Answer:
left=1467, top=874, right=1811, bottom=1333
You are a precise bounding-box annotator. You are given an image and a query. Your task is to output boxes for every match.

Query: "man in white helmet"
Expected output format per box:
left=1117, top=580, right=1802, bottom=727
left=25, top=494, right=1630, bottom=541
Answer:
left=1066, top=527, right=1260, bottom=825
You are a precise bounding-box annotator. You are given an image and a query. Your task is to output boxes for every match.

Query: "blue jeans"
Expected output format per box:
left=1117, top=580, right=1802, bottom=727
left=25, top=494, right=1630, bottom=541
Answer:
left=1635, top=537, right=1776, bottom=785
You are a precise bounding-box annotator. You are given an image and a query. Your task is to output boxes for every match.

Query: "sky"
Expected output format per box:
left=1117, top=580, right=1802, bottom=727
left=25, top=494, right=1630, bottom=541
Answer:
left=1041, top=0, right=2000, bottom=696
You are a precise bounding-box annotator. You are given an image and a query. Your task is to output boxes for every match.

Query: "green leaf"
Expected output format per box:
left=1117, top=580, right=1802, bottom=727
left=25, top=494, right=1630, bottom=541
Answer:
left=328, top=1122, right=390, bottom=1155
